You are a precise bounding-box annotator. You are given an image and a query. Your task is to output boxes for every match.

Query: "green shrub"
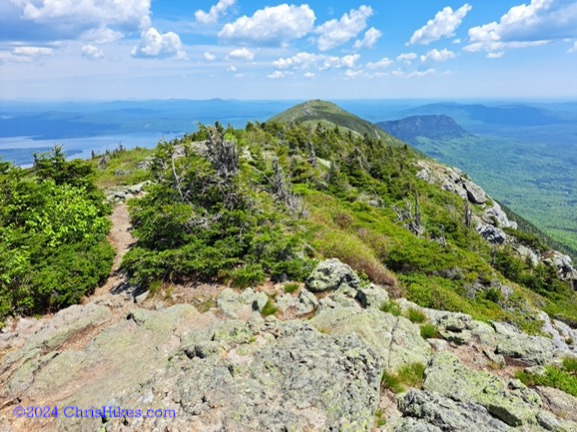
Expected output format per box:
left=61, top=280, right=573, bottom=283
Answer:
left=407, top=308, right=427, bottom=323
left=231, top=264, right=266, bottom=288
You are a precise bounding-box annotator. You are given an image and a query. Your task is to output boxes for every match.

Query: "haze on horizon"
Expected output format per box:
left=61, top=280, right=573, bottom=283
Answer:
left=1, top=0, right=576, bottom=101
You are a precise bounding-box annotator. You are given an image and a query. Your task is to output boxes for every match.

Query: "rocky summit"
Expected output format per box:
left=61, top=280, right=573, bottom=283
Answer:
left=1, top=102, right=577, bottom=432
left=1, top=258, right=576, bottom=432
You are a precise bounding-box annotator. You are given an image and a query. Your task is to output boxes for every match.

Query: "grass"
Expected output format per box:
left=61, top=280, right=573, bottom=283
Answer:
left=261, top=299, right=279, bottom=317
left=381, top=363, right=426, bottom=394
left=420, top=323, right=438, bottom=339
left=380, top=301, right=402, bottom=316
left=516, top=358, right=577, bottom=397
left=284, top=282, right=300, bottom=294
left=407, top=308, right=427, bottom=323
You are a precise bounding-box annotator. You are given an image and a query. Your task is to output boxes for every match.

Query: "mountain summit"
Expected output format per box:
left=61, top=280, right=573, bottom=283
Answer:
left=377, top=115, right=470, bottom=145
left=270, top=99, right=401, bottom=144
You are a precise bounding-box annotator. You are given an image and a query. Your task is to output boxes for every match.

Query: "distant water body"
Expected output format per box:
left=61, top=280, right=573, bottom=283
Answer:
left=0, top=132, right=180, bottom=167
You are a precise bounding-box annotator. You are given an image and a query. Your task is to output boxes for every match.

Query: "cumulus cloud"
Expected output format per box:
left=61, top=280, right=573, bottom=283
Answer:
left=195, top=0, right=235, bottom=24
left=8, top=0, right=151, bottom=41
left=219, top=4, right=315, bottom=44
left=227, top=65, right=237, bottom=72
left=465, top=0, right=577, bottom=54
left=228, top=47, right=254, bottom=61
left=267, top=70, right=287, bottom=79
left=397, top=52, right=417, bottom=62
left=304, top=72, right=315, bottom=78
left=273, top=52, right=360, bottom=71
left=316, top=5, right=373, bottom=51
left=131, top=27, right=187, bottom=59
left=203, top=51, right=216, bottom=61
left=12, top=46, right=53, bottom=56
left=81, top=44, right=104, bottom=59
left=420, top=48, right=456, bottom=63
left=353, top=27, right=382, bottom=50
left=408, top=68, right=436, bottom=78
left=408, top=4, right=472, bottom=45
left=487, top=51, right=504, bottom=58
left=81, top=27, right=123, bottom=44
left=366, top=57, right=394, bottom=69
left=569, top=41, right=577, bottom=53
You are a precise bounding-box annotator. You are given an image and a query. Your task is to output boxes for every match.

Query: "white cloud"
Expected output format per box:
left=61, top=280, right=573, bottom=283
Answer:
left=81, top=27, right=123, bottom=44
left=366, top=57, right=394, bottom=69
left=304, top=72, right=315, bottom=78
left=316, top=5, right=373, bottom=51
left=12, top=46, right=53, bottom=56
left=267, top=70, right=287, bottom=79
left=465, top=0, right=577, bottom=53
left=487, top=51, right=504, bottom=58
left=9, top=0, right=151, bottom=40
left=81, top=44, right=104, bottom=59
left=353, top=27, right=382, bottom=50
left=408, top=68, right=436, bottom=78
left=397, top=52, right=417, bottom=62
left=228, top=48, right=254, bottom=61
left=420, top=48, right=456, bottom=63
left=273, top=52, right=360, bottom=71
left=219, top=4, right=315, bottom=44
left=344, top=69, right=364, bottom=79
left=203, top=51, right=216, bottom=61
left=195, top=0, right=235, bottom=24
left=408, top=4, right=472, bottom=45
left=453, top=38, right=462, bottom=44
left=131, top=27, right=187, bottom=59
left=569, top=41, right=577, bottom=53
left=227, top=65, right=237, bottom=72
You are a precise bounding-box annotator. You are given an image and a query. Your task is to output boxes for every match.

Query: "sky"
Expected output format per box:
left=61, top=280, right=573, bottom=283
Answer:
left=0, top=0, right=576, bottom=100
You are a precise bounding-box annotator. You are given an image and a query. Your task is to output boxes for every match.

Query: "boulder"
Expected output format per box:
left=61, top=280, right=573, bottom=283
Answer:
left=306, top=258, right=361, bottom=292
left=354, top=283, right=390, bottom=309
left=476, top=223, right=507, bottom=245
left=424, top=352, right=542, bottom=426
left=493, top=321, right=555, bottom=365
left=396, top=390, right=511, bottom=432
left=276, top=288, right=318, bottom=315
left=463, top=180, right=488, bottom=204
left=483, top=202, right=516, bottom=229
left=537, top=386, right=577, bottom=423
left=216, top=288, right=269, bottom=319
left=310, top=307, right=432, bottom=372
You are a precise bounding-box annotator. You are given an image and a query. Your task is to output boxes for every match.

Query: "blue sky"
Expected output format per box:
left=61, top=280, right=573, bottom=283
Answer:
left=1, top=0, right=576, bottom=100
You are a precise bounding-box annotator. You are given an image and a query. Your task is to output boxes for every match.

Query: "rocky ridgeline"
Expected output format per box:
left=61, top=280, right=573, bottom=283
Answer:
left=1, top=259, right=576, bottom=431
left=416, top=160, right=577, bottom=290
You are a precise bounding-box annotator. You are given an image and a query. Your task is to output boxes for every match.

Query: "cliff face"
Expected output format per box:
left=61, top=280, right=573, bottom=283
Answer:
left=377, top=115, right=470, bottom=144
left=1, top=258, right=576, bottom=432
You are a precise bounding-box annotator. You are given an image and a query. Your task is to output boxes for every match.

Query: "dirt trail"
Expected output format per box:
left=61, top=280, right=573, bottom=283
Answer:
left=89, top=202, right=135, bottom=300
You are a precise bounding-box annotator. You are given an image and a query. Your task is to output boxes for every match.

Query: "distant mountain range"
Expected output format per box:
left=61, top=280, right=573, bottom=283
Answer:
left=376, top=115, right=470, bottom=145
